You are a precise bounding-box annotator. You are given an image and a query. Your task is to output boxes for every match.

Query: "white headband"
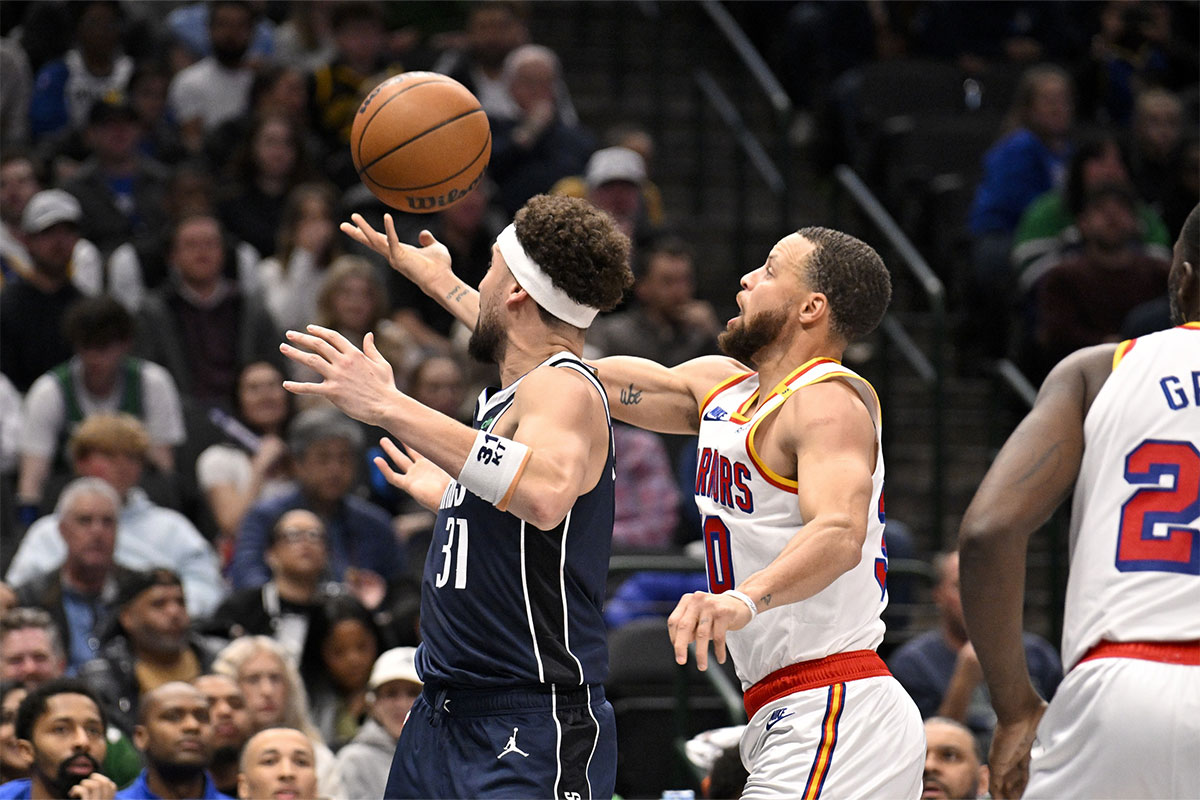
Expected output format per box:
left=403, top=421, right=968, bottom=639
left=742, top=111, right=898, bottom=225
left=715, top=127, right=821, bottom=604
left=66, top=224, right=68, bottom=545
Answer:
left=496, top=224, right=599, bottom=328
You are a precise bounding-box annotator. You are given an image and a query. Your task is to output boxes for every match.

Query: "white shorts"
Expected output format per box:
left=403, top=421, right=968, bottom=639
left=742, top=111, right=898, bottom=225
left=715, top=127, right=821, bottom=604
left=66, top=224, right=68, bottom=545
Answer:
left=1026, top=658, right=1200, bottom=799
left=739, top=676, right=924, bottom=800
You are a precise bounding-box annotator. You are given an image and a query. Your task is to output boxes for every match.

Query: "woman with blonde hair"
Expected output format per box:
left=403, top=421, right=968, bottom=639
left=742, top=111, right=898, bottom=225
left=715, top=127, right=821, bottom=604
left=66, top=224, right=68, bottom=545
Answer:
left=212, top=636, right=345, bottom=798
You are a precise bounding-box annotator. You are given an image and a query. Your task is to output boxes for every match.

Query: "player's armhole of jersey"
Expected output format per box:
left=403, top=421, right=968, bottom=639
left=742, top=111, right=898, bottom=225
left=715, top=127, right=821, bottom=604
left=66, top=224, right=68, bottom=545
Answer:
left=1111, top=338, right=1137, bottom=371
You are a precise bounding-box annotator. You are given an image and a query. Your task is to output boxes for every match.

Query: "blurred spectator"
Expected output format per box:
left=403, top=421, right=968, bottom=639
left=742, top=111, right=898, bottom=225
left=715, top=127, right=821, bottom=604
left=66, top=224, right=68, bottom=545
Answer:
left=0, top=681, right=30, bottom=783
left=229, top=407, right=403, bottom=590
left=191, top=674, right=253, bottom=798
left=11, top=478, right=130, bottom=671
left=609, top=424, right=681, bottom=551
left=703, top=742, right=749, bottom=800
left=299, top=596, right=380, bottom=751
left=488, top=45, right=595, bottom=217
left=0, top=155, right=102, bottom=294
left=1034, top=183, right=1171, bottom=370
left=217, top=114, right=316, bottom=259
left=17, top=296, right=186, bottom=512
left=604, top=570, right=708, bottom=629
left=28, top=2, right=133, bottom=141
left=1013, top=131, right=1171, bottom=292
left=909, top=1, right=1084, bottom=74
left=0, top=38, right=32, bottom=151
left=127, top=64, right=186, bottom=167
left=551, top=123, right=665, bottom=229
left=196, top=362, right=295, bottom=557
left=0, top=374, right=20, bottom=559
left=274, top=3, right=337, bottom=72
left=581, top=146, right=654, bottom=247
left=329, top=647, right=421, bottom=799
left=1, top=679, right=114, bottom=800
left=0, top=609, right=65, bottom=687
left=6, top=414, right=226, bottom=619
left=234, top=727, right=319, bottom=800
left=292, top=256, right=415, bottom=390
left=0, top=609, right=141, bottom=787
left=210, top=637, right=341, bottom=798
left=1161, top=138, right=1200, bottom=245
left=205, top=65, right=313, bottom=176
left=134, top=214, right=287, bottom=413
left=0, top=190, right=86, bottom=392
left=168, top=0, right=258, bottom=155
left=587, top=233, right=720, bottom=365
left=1076, top=0, right=1200, bottom=127
left=256, top=183, right=343, bottom=333
left=206, top=510, right=337, bottom=663
left=164, top=1, right=275, bottom=71
left=62, top=94, right=171, bottom=261
left=968, top=63, right=1075, bottom=355
left=116, top=681, right=223, bottom=800
left=922, top=716, right=989, bottom=800
left=888, top=551, right=1061, bottom=743
left=433, top=1, right=530, bottom=122
left=307, top=1, right=402, bottom=189
left=79, top=568, right=222, bottom=733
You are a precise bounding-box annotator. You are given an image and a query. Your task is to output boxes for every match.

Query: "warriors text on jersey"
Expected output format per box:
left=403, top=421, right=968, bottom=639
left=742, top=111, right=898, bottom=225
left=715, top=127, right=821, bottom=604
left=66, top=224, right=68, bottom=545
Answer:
left=694, top=357, right=889, bottom=688
left=415, top=352, right=615, bottom=688
left=1062, top=322, right=1200, bottom=668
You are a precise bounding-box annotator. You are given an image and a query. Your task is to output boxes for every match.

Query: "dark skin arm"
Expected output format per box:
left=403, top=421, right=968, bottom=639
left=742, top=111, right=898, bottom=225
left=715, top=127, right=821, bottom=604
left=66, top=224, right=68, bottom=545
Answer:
left=958, top=343, right=1114, bottom=800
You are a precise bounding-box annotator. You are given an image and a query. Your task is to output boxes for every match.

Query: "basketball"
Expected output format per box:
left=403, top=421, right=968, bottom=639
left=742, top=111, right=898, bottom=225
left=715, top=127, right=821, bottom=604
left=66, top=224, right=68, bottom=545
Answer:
left=350, top=72, right=491, bottom=214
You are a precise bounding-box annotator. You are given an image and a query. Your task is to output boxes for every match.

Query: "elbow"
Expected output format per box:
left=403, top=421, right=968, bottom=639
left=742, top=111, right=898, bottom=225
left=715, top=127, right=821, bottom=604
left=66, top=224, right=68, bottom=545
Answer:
left=523, top=488, right=576, bottom=531
left=827, top=515, right=866, bottom=575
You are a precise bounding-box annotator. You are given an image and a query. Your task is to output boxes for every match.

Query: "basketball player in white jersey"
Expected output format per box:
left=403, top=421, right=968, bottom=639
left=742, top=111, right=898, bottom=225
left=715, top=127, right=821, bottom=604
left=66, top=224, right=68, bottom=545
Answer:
left=593, top=228, right=925, bottom=798
left=959, top=204, right=1199, bottom=800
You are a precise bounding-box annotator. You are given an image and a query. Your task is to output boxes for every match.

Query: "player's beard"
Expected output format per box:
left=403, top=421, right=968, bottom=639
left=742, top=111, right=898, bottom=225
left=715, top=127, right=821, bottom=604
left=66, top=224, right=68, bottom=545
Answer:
left=42, top=752, right=101, bottom=797
left=468, top=303, right=506, bottom=365
left=719, top=307, right=790, bottom=367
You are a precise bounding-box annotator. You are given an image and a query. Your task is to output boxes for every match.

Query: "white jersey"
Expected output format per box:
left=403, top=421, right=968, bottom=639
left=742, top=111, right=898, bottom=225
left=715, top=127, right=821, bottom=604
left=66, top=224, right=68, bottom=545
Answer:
left=1061, top=322, right=1200, bottom=668
left=694, top=358, right=888, bottom=689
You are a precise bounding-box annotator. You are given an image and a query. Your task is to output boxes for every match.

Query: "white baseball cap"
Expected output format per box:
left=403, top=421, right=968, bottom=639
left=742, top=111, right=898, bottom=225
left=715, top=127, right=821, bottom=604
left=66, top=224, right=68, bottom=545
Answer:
left=21, top=189, right=81, bottom=234
left=585, top=146, right=646, bottom=189
left=368, top=647, right=422, bottom=691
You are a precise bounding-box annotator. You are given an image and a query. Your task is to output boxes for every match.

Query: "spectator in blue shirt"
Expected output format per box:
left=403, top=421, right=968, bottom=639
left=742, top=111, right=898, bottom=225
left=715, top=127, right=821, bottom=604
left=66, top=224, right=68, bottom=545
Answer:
left=229, top=407, right=403, bottom=590
left=116, top=682, right=231, bottom=800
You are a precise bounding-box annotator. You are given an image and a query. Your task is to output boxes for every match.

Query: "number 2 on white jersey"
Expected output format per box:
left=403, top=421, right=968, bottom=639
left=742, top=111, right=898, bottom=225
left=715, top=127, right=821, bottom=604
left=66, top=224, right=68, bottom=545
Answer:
left=1115, top=439, right=1200, bottom=575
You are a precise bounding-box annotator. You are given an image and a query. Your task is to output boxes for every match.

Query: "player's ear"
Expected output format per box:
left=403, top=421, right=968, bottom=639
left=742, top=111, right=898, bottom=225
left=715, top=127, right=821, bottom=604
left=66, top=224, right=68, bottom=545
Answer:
left=796, top=291, right=828, bottom=325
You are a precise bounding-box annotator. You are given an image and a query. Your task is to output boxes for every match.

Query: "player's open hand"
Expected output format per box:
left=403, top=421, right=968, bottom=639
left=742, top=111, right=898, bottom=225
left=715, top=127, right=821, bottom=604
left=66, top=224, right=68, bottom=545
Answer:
left=281, top=326, right=400, bottom=426
left=340, top=213, right=452, bottom=290
left=67, top=773, right=116, bottom=800
left=987, top=700, right=1047, bottom=799
left=374, top=437, right=452, bottom=511
left=667, top=590, right=753, bottom=671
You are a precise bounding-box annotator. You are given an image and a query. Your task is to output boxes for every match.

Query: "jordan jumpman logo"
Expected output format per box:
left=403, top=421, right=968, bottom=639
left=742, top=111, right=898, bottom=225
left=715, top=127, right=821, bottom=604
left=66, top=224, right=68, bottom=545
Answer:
left=497, top=727, right=530, bottom=759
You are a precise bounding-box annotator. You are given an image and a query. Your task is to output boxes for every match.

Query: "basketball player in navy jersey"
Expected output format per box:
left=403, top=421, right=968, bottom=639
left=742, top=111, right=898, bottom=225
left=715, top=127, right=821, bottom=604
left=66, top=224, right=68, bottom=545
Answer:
left=959, top=206, right=1199, bottom=800
left=280, top=194, right=632, bottom=799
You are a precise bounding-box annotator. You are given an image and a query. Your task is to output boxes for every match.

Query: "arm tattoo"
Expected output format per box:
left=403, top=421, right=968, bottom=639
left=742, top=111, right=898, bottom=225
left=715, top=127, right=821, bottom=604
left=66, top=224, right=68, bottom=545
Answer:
left=619, top=383, right=643, bottom=405
left=446, top=285, right=467, bottom=303
left=758, top=593, right=772, bottom=608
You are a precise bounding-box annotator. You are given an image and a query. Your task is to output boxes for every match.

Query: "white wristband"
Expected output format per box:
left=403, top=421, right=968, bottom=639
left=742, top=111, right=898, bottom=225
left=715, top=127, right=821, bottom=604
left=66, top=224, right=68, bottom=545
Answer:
left=724, top=589, right=758, bottom=621
left=457, top=429, right=531, bottom=510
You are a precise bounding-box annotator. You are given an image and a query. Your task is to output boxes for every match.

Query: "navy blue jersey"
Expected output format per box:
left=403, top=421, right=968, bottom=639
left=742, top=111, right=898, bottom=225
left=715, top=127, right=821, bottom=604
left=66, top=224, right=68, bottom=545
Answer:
left=416, top=353, right=615, bottom=688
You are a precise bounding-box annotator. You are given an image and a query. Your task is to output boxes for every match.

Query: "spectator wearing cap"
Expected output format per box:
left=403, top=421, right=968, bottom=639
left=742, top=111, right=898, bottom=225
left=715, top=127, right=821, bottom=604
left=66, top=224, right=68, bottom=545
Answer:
left=204, top=510, right=339, bottom=664
left=1033, top=182, right=1172, bottom=374
left=10, top=478, right=138, bottom=671
left=229, top=407, right=404, bottom=591
left=0, top=189, right=85, bottom=392
left=0, top=153, right=103, bottom=293
left=581, top=145, right=654, bottom=244
left=329, top=647, right=421, bottom=800
left=79, top=568, right=224, bottom=734
left=17, top=296, right=186, bottom=514
left=28, top=1, right=134, bottom=140
left=62, top=93, right=170, bottom=260
left=5, top=414, right=226, bottom=619
left=488, top=44, right=595, bottom=217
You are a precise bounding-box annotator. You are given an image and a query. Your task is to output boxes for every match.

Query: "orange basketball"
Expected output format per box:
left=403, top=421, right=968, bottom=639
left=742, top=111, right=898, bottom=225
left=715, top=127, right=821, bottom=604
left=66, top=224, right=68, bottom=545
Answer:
left=350, top=72, right=491, bottom=213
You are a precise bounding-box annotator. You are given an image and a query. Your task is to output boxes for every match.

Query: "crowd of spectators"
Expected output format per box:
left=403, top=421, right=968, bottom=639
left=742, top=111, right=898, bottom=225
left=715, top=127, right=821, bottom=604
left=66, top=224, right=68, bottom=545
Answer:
left=0, top=1, right=1196, bottom=798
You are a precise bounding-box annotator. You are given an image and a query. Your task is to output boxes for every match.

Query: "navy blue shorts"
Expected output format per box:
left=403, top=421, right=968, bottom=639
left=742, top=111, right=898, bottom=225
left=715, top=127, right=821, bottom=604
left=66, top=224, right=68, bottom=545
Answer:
left=384, top=683, right=616, bottom=799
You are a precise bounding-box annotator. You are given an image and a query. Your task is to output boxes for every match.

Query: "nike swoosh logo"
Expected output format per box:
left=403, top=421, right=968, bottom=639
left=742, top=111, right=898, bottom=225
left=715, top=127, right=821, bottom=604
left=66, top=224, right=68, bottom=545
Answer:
left=765, top=712, right=793, bottom=731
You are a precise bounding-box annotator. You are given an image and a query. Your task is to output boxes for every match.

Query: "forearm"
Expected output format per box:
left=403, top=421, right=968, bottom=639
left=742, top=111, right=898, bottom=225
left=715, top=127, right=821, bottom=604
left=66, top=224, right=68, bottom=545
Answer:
left=735, top=516, right=863, bottom=612
left=937, top=656, right=982, bottom=721
left=420, top=269, right=480, bottom=330
left=960, top=526, right=1042, bottom=720
left=17, top=453, right=50, bottom=503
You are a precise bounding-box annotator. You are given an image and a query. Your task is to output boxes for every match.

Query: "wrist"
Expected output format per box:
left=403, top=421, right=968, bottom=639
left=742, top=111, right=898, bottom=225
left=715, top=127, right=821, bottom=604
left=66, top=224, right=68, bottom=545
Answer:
left=723, top=589, right=757, bottom=621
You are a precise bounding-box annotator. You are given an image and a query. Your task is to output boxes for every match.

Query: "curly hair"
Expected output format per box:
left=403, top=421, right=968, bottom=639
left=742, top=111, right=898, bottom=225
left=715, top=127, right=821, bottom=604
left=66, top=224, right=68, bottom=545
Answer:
left=796, top=227, right=891, bottom=343
left=512, top=194, right=633, bottom=324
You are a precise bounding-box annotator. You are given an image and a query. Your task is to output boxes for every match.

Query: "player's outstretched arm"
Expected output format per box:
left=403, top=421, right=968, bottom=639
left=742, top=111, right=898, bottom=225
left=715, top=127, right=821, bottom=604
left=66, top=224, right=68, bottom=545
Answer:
left=591, top=354, right=745, bottom=435
left=958, top=344, right=1113, bottom=800
left=340, top=212, right=480, bottom=329
left=669, top=380, right=876, bottom=670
